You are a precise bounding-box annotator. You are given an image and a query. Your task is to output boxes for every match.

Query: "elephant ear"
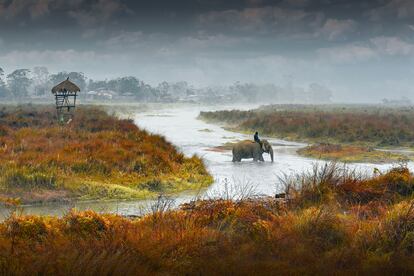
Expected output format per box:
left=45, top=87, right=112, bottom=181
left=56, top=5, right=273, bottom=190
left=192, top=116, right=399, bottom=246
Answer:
left=261, top=142, right=267, bottom=152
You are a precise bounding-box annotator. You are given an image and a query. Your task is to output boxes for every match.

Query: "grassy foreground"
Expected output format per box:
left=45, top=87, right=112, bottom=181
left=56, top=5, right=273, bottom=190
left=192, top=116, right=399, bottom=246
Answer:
left=2, top=164, right=414, bottom=274
left=0, top=105, right=212, bottom=203
left=199, top=105, right=414, bottom=162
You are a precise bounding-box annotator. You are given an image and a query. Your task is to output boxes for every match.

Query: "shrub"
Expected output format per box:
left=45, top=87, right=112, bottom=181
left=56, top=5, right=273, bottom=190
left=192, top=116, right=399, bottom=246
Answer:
left=141, top=179, right=163, bottom=192
left=283, top=163, right=414, bottom=207
left=64, top=210, right=109, bottom=236
left=293, top=207, right=347, bottom=251
left=379, top=200, right=414, bottom=253
left=4, top=215, right=48, bottom=241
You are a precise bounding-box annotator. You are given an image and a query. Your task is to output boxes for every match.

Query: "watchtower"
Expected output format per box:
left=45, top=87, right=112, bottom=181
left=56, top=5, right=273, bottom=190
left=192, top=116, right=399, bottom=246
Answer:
left=51, top=78, right=80, bottom=124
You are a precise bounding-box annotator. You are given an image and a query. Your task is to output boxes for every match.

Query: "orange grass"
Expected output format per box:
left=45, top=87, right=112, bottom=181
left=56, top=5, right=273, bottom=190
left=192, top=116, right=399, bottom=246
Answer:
left=199, top=105, right=414, bottom=146
left=0, top=105, right=212, bottom=203
left=1, top=164, right=414, bottom=274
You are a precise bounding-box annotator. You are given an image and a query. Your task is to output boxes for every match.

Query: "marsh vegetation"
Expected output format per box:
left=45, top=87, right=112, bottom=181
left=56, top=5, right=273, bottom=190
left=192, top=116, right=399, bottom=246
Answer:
left=200, top=104, right=414, bottom=162
left=0, top=105, right=212, bottom=204
left=2, top=164, right=414, bottom=274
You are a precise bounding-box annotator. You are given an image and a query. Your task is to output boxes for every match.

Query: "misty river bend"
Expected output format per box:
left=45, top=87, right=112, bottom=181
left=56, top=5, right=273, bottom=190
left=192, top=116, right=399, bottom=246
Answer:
left=1, top=104, right=413, bottom=219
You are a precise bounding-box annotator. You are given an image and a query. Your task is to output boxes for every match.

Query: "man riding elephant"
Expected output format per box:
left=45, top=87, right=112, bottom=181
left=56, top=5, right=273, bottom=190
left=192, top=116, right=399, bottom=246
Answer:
left=232, top=139, right=274, bottom=162
left=254, top=131, right=261, bottom=144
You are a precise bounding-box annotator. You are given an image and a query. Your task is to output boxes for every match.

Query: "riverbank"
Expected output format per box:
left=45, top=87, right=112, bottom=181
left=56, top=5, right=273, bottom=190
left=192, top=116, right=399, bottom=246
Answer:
left=199, top=104, right=414, bottom=162
left=2, top=164, right=414, bottom=274
left=298, top=143, right=409, bottom=163
left=0, top=105, right=212, bottom=204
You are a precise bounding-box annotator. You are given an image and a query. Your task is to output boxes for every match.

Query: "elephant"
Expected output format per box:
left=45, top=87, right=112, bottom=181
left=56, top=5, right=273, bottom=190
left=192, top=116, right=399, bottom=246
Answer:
left=232, top=139, right=274, bottom=162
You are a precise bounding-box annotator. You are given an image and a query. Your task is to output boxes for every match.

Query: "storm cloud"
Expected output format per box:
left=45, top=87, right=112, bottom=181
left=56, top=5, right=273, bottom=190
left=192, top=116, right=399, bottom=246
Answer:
left=0, top=0, right=413, bottom=102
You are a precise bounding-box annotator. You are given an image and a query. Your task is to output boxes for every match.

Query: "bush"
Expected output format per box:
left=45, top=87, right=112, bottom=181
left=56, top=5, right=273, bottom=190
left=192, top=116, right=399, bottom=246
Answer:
left=5, top=215, right=48, bottom=241
left=379, top=200, right=414, bottom=253
left=293, top=207, right=347, bottom=250
left=141, top=179, right=163, bottom=192
left=282, top=163, right=414, bottom=207
left=64, top=210, right=109, bottom=236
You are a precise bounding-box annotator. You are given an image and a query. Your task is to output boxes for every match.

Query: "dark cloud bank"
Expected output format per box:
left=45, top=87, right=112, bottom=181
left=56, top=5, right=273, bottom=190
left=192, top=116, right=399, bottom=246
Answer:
left=0, top=0, right=413, bottom=102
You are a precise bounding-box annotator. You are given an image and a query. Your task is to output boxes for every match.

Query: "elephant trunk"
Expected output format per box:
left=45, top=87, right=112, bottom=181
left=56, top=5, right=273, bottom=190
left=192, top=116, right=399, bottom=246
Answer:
left=269, top=148, right=274, bottom=162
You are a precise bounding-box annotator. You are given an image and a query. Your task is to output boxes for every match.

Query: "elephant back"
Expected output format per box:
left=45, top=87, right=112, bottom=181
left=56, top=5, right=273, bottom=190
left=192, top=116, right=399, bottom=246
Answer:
left=233, top=140, right=260, bottom=153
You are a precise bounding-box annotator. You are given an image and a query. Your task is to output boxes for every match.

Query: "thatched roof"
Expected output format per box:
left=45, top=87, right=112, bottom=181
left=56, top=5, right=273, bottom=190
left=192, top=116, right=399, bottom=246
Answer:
left=51, top=78, right=80, bottom=94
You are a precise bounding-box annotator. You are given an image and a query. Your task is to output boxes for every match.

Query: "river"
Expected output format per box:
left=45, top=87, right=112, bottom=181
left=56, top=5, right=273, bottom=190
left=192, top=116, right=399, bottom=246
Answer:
left=1, top=104, right=412, bottom=219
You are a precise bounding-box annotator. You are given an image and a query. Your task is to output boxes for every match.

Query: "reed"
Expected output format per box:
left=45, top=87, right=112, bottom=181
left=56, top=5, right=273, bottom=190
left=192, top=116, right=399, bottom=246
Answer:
left=1, top=164, right=414, bottom=274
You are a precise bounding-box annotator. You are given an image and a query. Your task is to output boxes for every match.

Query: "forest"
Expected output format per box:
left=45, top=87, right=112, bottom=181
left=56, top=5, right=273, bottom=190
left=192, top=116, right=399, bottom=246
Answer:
left=0, top=67, right=333, bottom=104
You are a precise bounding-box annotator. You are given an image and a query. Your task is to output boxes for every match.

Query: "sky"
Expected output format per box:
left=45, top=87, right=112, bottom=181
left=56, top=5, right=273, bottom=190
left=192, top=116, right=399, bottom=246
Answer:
left=0, top=0, right=413, bottom=102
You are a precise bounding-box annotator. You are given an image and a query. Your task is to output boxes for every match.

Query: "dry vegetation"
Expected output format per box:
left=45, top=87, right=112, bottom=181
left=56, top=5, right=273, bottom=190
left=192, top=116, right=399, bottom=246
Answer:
left=2, top=164, right=414, bottom=274
left=199, top=105, right=414, bottom=162
left=0, top=105, right=212, bottom=203
left=199, top=105, right=414, bottom=146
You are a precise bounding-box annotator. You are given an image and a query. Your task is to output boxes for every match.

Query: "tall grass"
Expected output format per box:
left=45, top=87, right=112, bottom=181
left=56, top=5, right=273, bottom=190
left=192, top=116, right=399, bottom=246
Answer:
left=2, top=164, right=414, bottom=274
left=0, top=105, right=212, bottom=202
left=200, top=105, right=414, bottom=146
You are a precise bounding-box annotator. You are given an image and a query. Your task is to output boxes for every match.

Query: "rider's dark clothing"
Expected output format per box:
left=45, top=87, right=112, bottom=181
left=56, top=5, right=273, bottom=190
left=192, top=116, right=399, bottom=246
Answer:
left=254, top=133, right=260, bottom=143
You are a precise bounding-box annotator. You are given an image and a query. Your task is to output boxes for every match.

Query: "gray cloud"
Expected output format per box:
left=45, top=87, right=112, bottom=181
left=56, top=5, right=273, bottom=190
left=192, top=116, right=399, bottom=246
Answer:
left=198, top=6, right=326, bottom=36
left=0, top=0, right=413, bottom=102
left=0, top=0, right=129, bottom=26
left=317, top=36, right=414, bottom=64
left=67, top=0, right=128, bottom=26
left=318, top=19, right=358, bottom=41
left=369, top=0, right=414, bottom=21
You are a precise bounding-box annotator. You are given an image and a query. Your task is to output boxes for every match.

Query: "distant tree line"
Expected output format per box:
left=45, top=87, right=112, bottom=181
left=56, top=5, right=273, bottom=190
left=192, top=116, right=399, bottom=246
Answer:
left=0, top=66, right=333, bottom=104
left=0, top=67, right=88, bottom=100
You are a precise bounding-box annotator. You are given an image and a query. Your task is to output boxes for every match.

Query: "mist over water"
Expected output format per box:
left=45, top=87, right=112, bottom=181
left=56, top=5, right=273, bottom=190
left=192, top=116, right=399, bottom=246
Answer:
left=1, top=103, right=413, bottom=219
left=135, top=105, right=414, bottom=197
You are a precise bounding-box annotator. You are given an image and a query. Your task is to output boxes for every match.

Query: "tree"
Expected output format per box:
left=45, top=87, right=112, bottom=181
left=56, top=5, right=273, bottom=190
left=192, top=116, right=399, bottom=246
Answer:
left=7, top=69, right=32, bottom=99
left=50, top=71, right=87, bottom=91
left=88, top=79, right=110, bottom=92
left=230, top=82, right=257, bottom=102
left=116, top=76, right=140, bottom=96
left=32, top=66, right=50, bottom=96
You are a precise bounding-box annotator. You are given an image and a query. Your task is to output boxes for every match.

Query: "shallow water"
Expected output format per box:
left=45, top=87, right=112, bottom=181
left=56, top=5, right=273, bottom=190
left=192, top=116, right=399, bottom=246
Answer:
left=2, top=104, right=413, bottom=219
left=134, top=105, right=413, bottom=196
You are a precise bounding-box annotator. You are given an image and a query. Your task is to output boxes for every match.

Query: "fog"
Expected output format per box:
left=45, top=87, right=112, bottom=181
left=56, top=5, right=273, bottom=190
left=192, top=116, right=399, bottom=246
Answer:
left=0, top=0, right=413, bottom=103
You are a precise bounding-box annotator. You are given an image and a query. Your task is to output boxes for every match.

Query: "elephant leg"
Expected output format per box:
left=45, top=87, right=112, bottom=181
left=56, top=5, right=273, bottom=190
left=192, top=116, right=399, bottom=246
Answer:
left=259, top=154, right=265, bottom=162
left=233, top=155, right=241, bottom=162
